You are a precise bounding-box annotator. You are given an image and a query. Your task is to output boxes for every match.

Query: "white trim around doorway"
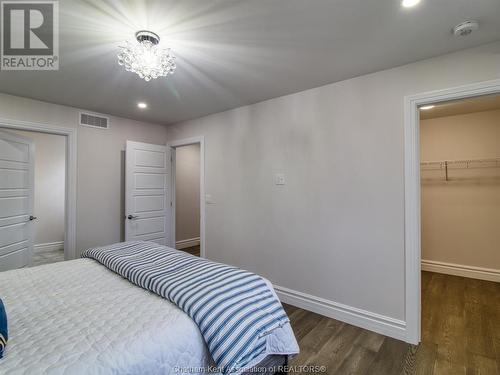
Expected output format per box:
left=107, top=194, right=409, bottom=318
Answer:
left=0, top=117, right=77, bottom=261
left=403, top=78, right=500, bottom=345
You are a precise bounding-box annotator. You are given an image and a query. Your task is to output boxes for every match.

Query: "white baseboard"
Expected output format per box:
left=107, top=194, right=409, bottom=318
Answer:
left=176, top=237, right=200, bottom=250
left=422, top=260, right=500, bottom=283
left=273, top=284, right=407, bottom=342
left=34, top=241, right=64, bottom=253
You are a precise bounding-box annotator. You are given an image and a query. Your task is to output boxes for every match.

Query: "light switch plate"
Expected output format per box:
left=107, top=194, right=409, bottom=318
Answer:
left=275, top=173, right=286, bottom=185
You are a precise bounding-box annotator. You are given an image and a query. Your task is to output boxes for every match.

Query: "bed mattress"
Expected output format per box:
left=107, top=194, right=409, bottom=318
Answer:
left=0, top=258, right=297, bottom=374
left=0, top=258, right=213, bottom=374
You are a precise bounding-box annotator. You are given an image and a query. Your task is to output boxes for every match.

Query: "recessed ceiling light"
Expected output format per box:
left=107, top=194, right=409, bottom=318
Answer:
left=402, top=0, right=421, bottom=7
left=420, top=105, right=435, bottom=110
left=137, top=102, right=148, bottom=109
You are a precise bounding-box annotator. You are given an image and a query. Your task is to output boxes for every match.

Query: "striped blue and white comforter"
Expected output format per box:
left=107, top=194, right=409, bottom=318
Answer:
left=82, top=241, right=299, bottom=374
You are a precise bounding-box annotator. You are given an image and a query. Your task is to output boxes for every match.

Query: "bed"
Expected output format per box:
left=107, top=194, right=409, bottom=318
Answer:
left=0, top=242, right=298, bottom=374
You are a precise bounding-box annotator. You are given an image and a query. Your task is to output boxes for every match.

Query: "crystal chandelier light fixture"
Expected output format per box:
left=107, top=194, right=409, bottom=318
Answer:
left=118, top=30, right=176, bottom=81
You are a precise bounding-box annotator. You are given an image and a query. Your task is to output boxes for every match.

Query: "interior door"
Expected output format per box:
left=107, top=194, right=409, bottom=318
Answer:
left=125, top=141, right=170, bottom=245
left=0, top=130, right=35, bottom=271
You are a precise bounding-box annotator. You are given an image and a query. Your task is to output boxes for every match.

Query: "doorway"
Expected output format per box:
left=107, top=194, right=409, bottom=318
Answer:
left=403, top=78, right=500, bottom=345
left=418, top=94, right=500, bottom=370
left=169, top=137, right=205, bottom=258
left=0, top=118, right=77, bottom=269
left=0, top=128, right=69, bottom=270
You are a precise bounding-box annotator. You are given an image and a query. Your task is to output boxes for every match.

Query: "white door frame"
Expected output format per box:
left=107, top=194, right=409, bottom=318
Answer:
left=0, top=117, right=77, bottom=260
left=167, top=136, right=205, bottom=258
left=403, top=78, right=500, bottom=344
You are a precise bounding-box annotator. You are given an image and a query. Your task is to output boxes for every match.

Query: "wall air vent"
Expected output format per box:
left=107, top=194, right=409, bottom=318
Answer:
left=79, top=112, right=109, bottom=129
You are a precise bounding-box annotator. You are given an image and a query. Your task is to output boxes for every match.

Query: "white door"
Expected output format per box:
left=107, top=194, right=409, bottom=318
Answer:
left=125, top=141, right=170, bottom=245
left=0, top=130, right=35, bottom=271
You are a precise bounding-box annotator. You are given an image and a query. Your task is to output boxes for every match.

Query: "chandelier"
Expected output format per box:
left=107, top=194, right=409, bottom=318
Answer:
left=118, top=30, right=176, bottom=81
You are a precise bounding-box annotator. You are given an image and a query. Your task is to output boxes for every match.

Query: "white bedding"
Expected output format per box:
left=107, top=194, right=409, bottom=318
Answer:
left=0, top=258, right=297, bottom=374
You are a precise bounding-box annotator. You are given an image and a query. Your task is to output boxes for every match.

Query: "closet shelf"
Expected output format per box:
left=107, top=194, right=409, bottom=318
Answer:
left=421, top=157, right=500, bottom=170
left=421, top=157, right=500, bottom=181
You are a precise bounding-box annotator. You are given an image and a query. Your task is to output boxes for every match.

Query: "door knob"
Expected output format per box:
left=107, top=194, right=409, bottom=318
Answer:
left=127, top=215, right=139, bottom=220
left=29, top=215, right=37, bottom=221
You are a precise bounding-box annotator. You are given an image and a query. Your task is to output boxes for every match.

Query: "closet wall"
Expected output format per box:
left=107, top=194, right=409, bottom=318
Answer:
left=420, top=108, right=500, bottom=272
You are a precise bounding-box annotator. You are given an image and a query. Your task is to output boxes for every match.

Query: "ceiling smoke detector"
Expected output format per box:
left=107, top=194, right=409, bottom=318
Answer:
left=453, top=21, right=479, bottom=36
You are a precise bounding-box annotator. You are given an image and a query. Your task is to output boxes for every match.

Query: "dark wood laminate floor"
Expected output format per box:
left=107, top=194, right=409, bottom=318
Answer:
left=284, top=271, right=500, bottom=374
left=181, top=245, right=200, bottom=257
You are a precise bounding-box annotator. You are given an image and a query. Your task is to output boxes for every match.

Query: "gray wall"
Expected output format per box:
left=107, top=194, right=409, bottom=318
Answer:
left=0, top=93, right=168, bottom=255
left=9, top=130, right=66, bottom=246
left=175, top=144, right=201, bottom=243
left=421, top=109, right=500, bottom=270
left=166, top=41, right=500, bottom=322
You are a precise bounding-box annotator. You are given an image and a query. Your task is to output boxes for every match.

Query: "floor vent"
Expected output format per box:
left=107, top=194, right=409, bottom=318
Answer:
left=79, top=112, right=109, bottom=129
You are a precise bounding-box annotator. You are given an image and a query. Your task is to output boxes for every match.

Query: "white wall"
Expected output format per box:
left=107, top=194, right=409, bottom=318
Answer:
left=175, top=144, right=200, bottom=243
left=421, top=109, right=500, bottom=271
left=0, top=93, right=168, bottom=254
left=166, top=41, right=500, bottom=329
left=9, top=130, right=66, bottom=246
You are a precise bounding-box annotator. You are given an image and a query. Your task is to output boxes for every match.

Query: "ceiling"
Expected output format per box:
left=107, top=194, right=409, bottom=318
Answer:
left=420, top=94, right=500, bottom=119
left=0, top=0, right=499, bottom=125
